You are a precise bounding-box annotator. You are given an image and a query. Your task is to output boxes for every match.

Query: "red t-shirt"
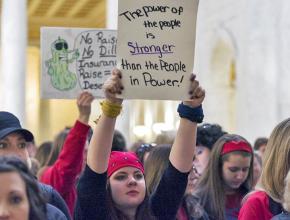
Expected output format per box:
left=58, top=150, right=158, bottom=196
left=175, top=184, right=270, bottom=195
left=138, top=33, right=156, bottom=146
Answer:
left=238, top=191, right=273, bottom=220
left=226, top=191, right=244, bottom=219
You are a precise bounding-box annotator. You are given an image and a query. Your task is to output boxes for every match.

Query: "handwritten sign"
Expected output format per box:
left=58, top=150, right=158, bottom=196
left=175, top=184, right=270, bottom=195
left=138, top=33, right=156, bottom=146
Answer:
left=41, top=27, right=117, bottom=99
left=117, top=0, right=199, bottom=100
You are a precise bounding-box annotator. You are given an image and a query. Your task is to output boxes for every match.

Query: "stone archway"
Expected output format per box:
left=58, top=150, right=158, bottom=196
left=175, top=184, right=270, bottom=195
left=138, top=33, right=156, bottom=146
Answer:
left=209, top=38, right=236, bottom=132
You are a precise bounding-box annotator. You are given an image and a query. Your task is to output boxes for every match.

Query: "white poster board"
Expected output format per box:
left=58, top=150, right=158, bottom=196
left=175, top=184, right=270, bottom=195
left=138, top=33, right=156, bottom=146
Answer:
left=41, top=27, right=117, bottom=99
left=117, top=0, right=199, bottom=100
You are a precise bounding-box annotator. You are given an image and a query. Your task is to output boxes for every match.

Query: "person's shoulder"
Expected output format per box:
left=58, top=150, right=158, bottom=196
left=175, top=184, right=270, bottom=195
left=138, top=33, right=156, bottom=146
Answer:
left=243, top=191, right=269, bottom=211
left=38, top=181, right=60, bottom=197
left=247, top=190, right=269, bottom=201
left=271, top=212, right=290, bottom=220
left=38, top=182, right=54, bottom=195
left=239, top=191, right=276, bottom=220
left=38, top=182, right=71, bottom=220
left=46, top=204, right=68, bottom=220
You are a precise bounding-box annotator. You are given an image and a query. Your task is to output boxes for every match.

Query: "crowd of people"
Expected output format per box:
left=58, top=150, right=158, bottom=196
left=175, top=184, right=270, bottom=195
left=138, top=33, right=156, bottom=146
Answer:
left=0, top=68, right=289, bottom=220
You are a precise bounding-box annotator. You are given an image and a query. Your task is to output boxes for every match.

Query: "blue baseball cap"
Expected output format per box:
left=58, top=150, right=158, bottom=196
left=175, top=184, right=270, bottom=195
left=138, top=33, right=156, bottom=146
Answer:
left=0, top=111, right=34, bottom=142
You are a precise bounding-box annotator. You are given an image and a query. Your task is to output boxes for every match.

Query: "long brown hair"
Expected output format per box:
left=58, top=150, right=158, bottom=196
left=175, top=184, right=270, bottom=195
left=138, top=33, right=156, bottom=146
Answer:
left=193, top=134, right=254, bottom=220
left=35, top=141, right=53, bottom=168
left=258, top=118, right=290, bottom=202
left=144, top=144, right=171, bottom=195
left=46, top=127, right=70, bottom=166
left=283, top=170, right=290, bottom=211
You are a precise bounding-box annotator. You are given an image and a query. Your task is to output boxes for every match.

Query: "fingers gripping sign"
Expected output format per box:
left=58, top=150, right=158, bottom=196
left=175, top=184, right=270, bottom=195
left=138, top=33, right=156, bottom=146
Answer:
left=103, top=69, right=124, bottom=104
left=184, top=73, right=205, bottom=108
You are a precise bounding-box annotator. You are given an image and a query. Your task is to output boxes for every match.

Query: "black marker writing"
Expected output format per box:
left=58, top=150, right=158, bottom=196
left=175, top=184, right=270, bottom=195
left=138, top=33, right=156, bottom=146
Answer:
left=119, top=5, right=170, bottom=21
left=130, top=75, right=140, bottom=85
left=83, top=81, right=103, bottom=90
left=145, top=60, right=159, bottom=70
left=121, top=59, right=142, bottom=70
left=78, top=59, right=116, bottom=68
left=159, top=59, right=186, bottom=73
left=142, top=72, right=183, bottom=87
left=80, top=33, right=93, bottom=44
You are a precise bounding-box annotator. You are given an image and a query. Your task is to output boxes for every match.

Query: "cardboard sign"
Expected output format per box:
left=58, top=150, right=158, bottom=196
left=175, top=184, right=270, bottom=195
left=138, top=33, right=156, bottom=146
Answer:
left=117, top=0, right=199, bottom=100
left=41, top=27, right=117, bottom=99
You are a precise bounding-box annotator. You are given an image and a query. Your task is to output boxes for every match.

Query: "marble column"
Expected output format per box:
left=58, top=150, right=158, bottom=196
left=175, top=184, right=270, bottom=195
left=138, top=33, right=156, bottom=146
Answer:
left=1, top=0, right=27, bottom=124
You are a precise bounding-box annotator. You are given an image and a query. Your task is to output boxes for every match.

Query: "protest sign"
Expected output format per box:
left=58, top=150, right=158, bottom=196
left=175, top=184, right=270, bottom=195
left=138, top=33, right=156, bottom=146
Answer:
left=117, top=0, right=199, bottom=100
left=41, top=27, right=117, bottom=99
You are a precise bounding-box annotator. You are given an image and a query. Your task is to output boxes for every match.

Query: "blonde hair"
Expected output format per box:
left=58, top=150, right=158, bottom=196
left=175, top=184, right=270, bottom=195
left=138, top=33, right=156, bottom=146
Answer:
left=259, top=118, right=290, bottom=202
left=283, top=170, right=290, bottom=211
left=154, top=133, right=174, bottom=145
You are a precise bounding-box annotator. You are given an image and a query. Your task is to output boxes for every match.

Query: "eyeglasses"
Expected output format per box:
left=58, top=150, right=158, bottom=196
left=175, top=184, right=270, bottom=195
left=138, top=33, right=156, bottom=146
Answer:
left=55, top=42, right=68, bottom=50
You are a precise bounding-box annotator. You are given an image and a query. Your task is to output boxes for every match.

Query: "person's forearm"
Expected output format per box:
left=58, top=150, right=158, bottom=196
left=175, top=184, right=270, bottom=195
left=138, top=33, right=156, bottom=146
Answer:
left=78, top=114, right=90, bottom=125
left=169, top=118, right=197, bottom=173
left=87, top=114, right=117, bottom=173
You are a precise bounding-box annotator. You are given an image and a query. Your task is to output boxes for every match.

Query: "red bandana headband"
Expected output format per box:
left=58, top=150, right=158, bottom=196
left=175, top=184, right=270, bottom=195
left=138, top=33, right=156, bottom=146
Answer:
left=107, top=151, right=144, bottom=178
left=221, top=140, right=253, bottom=155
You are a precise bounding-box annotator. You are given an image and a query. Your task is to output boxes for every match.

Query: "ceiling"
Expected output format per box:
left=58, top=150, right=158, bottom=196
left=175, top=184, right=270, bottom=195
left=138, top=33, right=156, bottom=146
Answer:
left=28, top=0, right=106, bottom=45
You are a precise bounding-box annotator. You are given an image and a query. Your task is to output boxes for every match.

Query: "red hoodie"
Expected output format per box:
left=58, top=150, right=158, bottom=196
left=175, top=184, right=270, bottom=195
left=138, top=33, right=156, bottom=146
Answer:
left=40, top=120, right=90, bottom=216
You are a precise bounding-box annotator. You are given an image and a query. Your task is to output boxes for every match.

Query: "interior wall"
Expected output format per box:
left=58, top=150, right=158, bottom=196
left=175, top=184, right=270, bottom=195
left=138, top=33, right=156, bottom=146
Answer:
left=210, top=38, right=236, bottom=133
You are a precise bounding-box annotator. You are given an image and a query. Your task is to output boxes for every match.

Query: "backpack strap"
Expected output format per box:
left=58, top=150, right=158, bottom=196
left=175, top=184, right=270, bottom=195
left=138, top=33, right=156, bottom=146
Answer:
left=268, top=195, right=283, bottom=215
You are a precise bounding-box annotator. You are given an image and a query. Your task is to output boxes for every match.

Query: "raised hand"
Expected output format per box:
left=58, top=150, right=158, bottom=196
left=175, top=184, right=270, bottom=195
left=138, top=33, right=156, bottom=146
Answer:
left=77, top=91, right=94, bottom=124
left=102, top=69, right=124, bottom=104
left=184, top=74, right=205, bottom=108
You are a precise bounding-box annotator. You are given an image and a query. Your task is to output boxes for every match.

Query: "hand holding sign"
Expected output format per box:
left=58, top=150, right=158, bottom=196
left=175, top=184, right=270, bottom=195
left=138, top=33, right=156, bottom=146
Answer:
left=117, top=0, right=199, bottom=100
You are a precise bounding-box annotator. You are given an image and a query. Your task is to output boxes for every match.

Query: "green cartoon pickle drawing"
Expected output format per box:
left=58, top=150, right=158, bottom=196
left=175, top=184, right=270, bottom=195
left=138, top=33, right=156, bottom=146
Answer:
left=45, top=37, right=79, bottom=91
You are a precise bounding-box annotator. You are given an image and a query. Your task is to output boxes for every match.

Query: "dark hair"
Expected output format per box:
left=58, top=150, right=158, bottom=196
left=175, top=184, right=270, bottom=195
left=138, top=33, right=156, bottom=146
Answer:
left=130, top=140, right=146, bottom=153
left=0, top=156, right=46, bottom=220
left=135, top=143, right=155, bottom=164
left=253, top=137, right=268, bottom=151
left=196, top=123, right=227, bottom=150
left=35, top=141, right=53, bottom=168
left=253, top=151, right=262, bottom=166
left=112, top=130, right=127, bottom=152
left=46, top=127, right=70, bottom=166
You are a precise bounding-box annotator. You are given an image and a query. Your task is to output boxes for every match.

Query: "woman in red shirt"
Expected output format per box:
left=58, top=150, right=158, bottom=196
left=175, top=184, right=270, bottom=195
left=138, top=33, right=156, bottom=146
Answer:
left=238, top=118, right=290, bottom=220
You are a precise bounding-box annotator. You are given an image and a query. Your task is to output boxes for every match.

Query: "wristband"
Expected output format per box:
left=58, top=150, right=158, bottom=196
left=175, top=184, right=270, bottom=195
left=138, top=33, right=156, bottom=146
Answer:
left=177, top=103, right=204, bottom=123
left=100, top=100, right=122, bottom=118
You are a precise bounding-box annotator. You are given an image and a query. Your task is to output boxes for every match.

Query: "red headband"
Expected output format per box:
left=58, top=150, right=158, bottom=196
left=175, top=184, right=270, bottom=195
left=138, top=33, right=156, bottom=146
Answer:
left=221, top=141, right=253, bottom=155
left=107, top=151, right=144, bottom=178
